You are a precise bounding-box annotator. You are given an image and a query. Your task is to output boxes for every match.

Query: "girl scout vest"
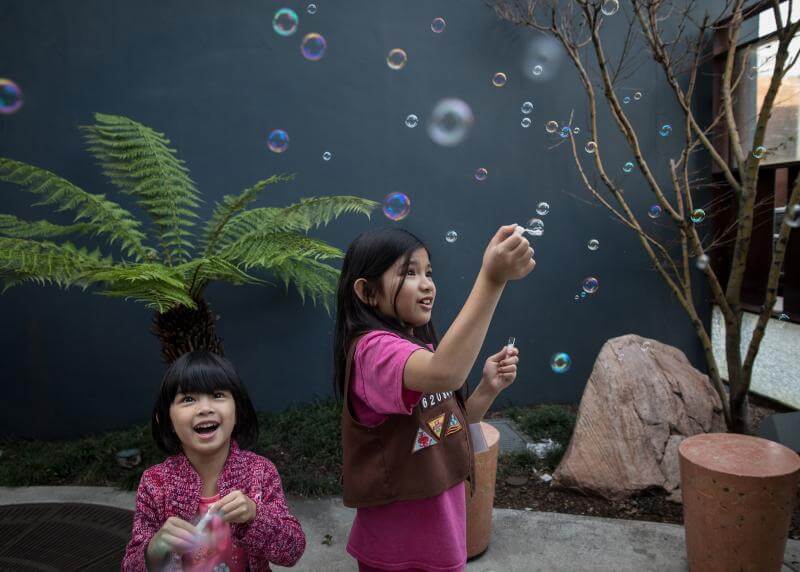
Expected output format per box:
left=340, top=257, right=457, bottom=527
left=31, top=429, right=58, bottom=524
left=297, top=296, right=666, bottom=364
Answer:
left=341, top=335, right=475, bottom=508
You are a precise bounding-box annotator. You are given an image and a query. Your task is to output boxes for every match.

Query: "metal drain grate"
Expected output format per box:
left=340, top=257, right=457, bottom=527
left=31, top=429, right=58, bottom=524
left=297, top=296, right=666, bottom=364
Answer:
left=486, top=419, right=532, bottom=454
left=0, top=503, right=133, bottom=571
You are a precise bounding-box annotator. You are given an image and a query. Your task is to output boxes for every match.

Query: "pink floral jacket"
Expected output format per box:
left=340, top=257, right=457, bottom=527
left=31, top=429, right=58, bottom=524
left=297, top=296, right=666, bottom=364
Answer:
left=122, top=440, right=306, bottom=571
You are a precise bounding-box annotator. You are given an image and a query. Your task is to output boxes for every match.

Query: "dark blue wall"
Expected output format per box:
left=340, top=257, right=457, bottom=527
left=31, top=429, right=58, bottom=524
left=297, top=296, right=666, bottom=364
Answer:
left=0, top=0, right=710, bottom=439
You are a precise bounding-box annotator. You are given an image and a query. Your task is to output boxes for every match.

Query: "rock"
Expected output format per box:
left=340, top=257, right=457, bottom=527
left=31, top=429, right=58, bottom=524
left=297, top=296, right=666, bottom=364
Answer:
left=552, top=334, right=726, bottom=503
left=505, top=475, right=529, bottom=486
left=527, top=438, right=560, bottom=458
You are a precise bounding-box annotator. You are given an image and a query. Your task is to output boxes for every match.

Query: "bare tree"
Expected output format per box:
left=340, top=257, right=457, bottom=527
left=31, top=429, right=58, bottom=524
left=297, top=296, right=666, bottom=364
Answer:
left=490, top=0, right=800, bottom=433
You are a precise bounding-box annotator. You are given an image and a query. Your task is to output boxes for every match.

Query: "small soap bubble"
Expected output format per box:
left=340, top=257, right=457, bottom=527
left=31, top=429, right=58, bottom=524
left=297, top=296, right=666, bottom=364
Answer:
left=521, top=117, right=531, bottom=128
left=322, top=151, right=332, bottom=161
left=580, top=291, right=588, bottom=298
left=753, top=146, right=766, bottom=159
left=550, top=352, right=572, bottom=373
left=267, top=129, right=289, bottom=153
left=526, top=218, right=544, bottom=236
left=492, top=72, right=508, bottom=87
left=572, top=126, right=581, bottom=135
left=0, top=79, right=23, bottom=115
left=582, top=276, right=599, bottom=294
left=536, top=202, right=550, bottom=216
left=574, top=294, right=580, bottom=301
left=786, top=204, right=800, bottom=228
left=387, top=48, right=408, bottom=70
left=405, top=114, right=419, bottom=128
left=601, top=0, right=620, bottom=16
left=446, top=230, right=458, bottom=243
left=691, top=208, right=706, bottom=223
left=507, top=336, right=516, bottom=348
left=307, top=3, right=317, bottom=14
left=659, top=124, right=672, bottom=137
left=588, top=238, right=599, bottom=251
left=532, top=65, right=543, bottom=76
left=382, top=192, right=411, bottom=221
left=474, top=167, right=488, bottom=181
left=648, top=204, right=662, bottom=218
left=623, top=161, right=634, bottom=173
left=301, top=33, right=327, bottom=61
left=273, top=8, right=299, bottom=36
left=431, top=17, right=446, bottom=33
left=623, top=96, right=631, bottom=104
left=521, top=101, right=534, bottom=114
left=696, top=254, right=709, bottom=270
left=559, top=126, right=571, bottom=138
left=428, top=98, right=474, bottom=147
left=634, top=91, right=642, bottom=100
left=545, top=120, right=559, bottom=133
left=585, top=141, right=597, bottom=154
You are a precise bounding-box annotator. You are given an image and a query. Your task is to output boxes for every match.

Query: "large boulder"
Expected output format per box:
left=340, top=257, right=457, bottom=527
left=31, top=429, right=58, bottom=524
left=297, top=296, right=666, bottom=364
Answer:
left=552, top=334, right=726, bottom=503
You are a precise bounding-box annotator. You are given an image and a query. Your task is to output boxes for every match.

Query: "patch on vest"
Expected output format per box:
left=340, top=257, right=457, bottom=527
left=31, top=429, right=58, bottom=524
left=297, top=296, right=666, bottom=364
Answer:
left=427, top=413, right=445, bottom=439
left=445, top=413, right=463, bottom=436
left=420, top=391, right=454, bottom=411
left=412, top=427, right=438, bottom=453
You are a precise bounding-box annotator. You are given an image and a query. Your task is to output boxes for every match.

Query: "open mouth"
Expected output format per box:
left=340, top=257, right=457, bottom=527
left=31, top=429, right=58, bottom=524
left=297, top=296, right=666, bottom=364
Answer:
left=419, top=297, right=433, bottom=310
left=193, top=422, right=220, bottom=440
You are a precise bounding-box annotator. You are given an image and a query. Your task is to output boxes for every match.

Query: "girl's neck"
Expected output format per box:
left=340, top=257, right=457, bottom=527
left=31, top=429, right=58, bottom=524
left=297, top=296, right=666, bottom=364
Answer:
left=183, top=441, right=231, bottom=496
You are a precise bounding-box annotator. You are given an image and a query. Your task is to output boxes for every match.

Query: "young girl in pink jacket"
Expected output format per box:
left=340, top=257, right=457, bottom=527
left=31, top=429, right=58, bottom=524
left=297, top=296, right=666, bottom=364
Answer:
left=122, top=351, right=306, bottom=571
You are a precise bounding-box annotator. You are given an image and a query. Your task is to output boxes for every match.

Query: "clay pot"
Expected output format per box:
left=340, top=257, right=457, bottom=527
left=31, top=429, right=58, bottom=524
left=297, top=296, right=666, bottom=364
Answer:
left=466, top=422, right=500, bottom=559
left=679, top=433, right=800, bottom=572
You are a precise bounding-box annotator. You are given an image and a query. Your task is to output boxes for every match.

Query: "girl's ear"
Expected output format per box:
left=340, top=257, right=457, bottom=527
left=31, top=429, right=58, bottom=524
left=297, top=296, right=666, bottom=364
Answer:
left=353, top=278, right=374, bottom=306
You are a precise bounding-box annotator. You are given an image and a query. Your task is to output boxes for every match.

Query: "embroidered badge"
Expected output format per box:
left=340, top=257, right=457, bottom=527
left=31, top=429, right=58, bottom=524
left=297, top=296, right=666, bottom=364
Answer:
left=412, top=427, right=439, bottom=453
left=427, top=414, right=446, bottom=439
left=445, top=413, right=463, bottom=436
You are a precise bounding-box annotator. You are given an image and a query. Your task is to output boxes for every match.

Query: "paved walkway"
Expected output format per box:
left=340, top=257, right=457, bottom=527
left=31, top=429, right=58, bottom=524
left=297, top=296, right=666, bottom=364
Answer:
left=1, top=487, right=799, bottom=571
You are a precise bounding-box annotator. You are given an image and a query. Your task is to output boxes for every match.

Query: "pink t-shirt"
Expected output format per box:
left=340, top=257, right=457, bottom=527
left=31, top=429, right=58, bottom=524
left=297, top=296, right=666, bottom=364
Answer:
left=346, top=330, right=467, bottom=572
left=181, top=493, right=248, bottom=572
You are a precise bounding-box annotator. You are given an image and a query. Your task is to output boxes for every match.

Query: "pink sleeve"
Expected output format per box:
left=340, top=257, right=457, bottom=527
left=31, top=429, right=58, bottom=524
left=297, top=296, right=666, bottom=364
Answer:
left=353, top=331, right=426, bottom=416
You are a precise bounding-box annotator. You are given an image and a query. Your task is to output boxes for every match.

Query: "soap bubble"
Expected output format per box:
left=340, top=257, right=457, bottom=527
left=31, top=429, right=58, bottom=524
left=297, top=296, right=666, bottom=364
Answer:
left=536, top=202, right=550, bottom=216
left=574, top=294, right=580, bottom=301
left=786, top=204, right=800, bottom=228
left=301, top=33, right=327, bottom=61
left=550, top=352, right=572, bottom=373
left=0, top=79, right=23, bottom=115
left=532, top=65, right=543, bottom=76
left=474, top=167, right=488, bottom=181
left=521, top=101, right=534, bottom=114
left=267, top=129, right=289, bottom=153
left=382, top=192, right=411, bottom=221
left=307, top=3, right=317, bottom=14
left=582, top=276, right=599, bottom=294
left=431, top=17, right=446, bottom=33
left=427, top=98, right=474, bottom=146
left=560, top=126, right=571, bottom=138
left=322, top=151, right=332, bottom=161
left=580, top=291, right=588, bottom=298
left=601, top=0, right=620, bottom=16
left=545, top=120, right=559, bottom=133
left=273, top=8, right=299, bottom=36
left=387, top=48, right=408, bottom=70
left=446, top=230, right=458, bottom=243
left=526, top=218, right=544, bottom=236
left=659, top=124, right=672, bottom=137
left=521, top=118, right=531, bottom=128
left=634, top=91, right=642, bottom=100
left=523, top=35, right=563, bottom=82
left=648, top=204, right=662, bottom=218
left=588, top=238, right=599, bottom=251
left=585, top=141, right=597, bottom=154
left=753, top=146, right=766, bottom=159
left=572, top=126, right=581, bottom=135
left=696, top=254, right=709, bottom=270
left=623, top=161, right=634, bottom=173
left=405, top=114, right=419, bottom=128
left=492, top=72, right=508, bottom=87
left=691, top=208, right=706, bottom=223
left=623, top=96, right=631, bottom=104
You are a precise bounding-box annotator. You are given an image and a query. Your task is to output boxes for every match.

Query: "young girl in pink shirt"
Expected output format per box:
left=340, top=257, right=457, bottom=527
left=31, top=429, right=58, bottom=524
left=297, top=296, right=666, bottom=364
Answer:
left=122, top=351, right=306, bottom=571
left=333, top=224, right=536, bottom=571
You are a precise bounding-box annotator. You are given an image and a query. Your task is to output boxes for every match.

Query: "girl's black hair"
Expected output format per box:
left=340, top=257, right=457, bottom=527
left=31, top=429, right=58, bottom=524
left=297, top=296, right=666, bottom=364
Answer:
left=332, top=227, right=441, bottom=399
left=151, top=351, right=259, bottom=455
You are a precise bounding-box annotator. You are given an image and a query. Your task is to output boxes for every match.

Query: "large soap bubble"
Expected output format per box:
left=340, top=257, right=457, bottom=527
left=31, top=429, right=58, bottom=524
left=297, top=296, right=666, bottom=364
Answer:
left=383, top=192, right=411, bottom=221
left=522, top=35, right=563, bottom=82
left=427, top=98, right=474, bottom=147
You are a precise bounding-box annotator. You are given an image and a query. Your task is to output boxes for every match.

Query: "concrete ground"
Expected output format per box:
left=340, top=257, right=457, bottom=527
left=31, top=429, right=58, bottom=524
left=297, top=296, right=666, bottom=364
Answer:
left=1, top=486, right=799, bottom=571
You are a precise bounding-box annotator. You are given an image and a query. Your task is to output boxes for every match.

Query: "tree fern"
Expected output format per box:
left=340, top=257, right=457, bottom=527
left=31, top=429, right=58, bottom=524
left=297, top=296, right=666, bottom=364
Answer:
left=0, top=214, right=94, bottom=240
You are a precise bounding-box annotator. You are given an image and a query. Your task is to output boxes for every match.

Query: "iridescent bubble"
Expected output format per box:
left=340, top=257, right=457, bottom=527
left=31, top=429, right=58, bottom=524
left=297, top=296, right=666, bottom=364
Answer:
left=786, top=204, right=800, bottom=228
left=431, top=17, right=446, bottom=33
left=588, top=238, right=599, bottom=251
left=301, top=33, right=327, bottom=61
left=696, top=254, right=709, bottom=270
left=582, top=276, right=599, bottom=294
left=387, top=48, right=408, bottom=70
left=634, top=91, right=642, bottom=100
left=585, top=141, right=597, bottom=154
left=526, top=218, right=544, bottom=236
left=580, top=291, right=588, bottom=299
left=307, top=3, right=317, bottom=14
left=273, top=8, right=299, bottom=36
left=545, top=120, right=559, bottom=133
left=574, top=294, right=580, bottom=301
left=267, top=129, right=289, bottom=153
left=521, top=101, right=534, bottom=114
left=322, top=151, right=332, bottom=161
left=753, top=146, right=766, bottom=159
left=532, top=65, right=543, bottom=76
left=492, top=72, right=508, bottom=87
left=521, top=117, right=531, bottom=128
left=427, top=98, right=474, bottom=147
left=560, top=126, right=571, bottom=138
left=660, top=124, right=672, bottom=137
left=648, top=204, right=662, bottom=218
left=446, top=230, right=458, bottom=243
left=550, top=352, right=572, bottom=373
left=691, top=208, right=706, bottom=223
left=572, top=127, right=581, bottom=135
left=405, top=114, right=419, bottom=128
left=623, top=96, right=631, bottom=104
left=601, top=0, right=620, bottom=16
left=536, top=202, right=550, bottom=216
left=623, top=161, right=634, bottom=173
left=474, top=167, right=488, bottom=181
left=382, top=192, right=411, bottom=221
left=0, top=79, right=23, bottom=115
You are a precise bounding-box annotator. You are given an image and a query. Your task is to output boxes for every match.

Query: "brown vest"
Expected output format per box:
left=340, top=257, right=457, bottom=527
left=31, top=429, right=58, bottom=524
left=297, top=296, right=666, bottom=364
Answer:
left=341, top=334, right=475, bottom=508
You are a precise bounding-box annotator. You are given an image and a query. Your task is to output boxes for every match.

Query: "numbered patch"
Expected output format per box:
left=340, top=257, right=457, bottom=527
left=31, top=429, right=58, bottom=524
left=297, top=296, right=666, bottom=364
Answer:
left=427, top=414, right=446, bottom=439
left=412, top=427, right=439, bottom=453
left=445, top=413, right=463, bottom=436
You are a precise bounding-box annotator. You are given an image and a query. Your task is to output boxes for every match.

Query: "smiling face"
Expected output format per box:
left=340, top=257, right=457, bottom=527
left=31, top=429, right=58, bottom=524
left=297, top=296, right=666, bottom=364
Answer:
left=168, top=389, right=236, bottom=457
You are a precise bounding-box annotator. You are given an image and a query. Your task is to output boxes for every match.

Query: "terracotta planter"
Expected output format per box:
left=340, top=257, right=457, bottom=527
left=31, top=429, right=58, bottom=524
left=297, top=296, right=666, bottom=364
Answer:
left=679, top=433, right=800, bottom=572
left=466, top=422, right=500, bottom=559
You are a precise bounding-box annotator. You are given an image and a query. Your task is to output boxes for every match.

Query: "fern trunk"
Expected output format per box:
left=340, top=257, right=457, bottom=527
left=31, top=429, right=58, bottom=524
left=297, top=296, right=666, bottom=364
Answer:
left=152, top=297, right=224, bottom=364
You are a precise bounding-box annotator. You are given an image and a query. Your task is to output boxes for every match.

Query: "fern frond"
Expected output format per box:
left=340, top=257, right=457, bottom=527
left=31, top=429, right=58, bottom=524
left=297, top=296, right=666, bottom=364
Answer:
left=0, top=158, right=149, bottom=260
left=0, top=214, right=94, bottom=240
left=267, top=256, right=340, bottom=313
left=81, top=113, right=201, bottom=265
left=175, top=256, right=265, bottom=296
left=218, top=232, right=344, bottom=271
left=91, top=263, right=195, bottom=312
